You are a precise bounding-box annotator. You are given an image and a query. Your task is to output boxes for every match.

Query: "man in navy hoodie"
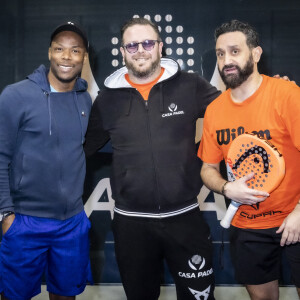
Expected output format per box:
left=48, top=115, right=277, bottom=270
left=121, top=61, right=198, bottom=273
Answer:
left=0, top=22, right=92, bottom=300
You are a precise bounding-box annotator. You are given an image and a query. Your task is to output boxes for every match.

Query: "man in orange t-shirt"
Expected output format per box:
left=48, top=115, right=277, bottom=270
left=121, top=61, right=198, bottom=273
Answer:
left=198, top=20, right=300, bottom=300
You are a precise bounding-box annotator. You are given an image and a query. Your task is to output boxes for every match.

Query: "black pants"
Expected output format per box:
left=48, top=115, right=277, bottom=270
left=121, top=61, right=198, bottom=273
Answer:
left=112, top=208, right=215, bottom=300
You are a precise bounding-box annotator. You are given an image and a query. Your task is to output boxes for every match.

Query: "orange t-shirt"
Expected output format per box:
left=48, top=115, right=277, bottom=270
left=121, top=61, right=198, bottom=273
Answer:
left=198, top=75, right=300, bottom=229
left=125, top=68, right=165, bottom=100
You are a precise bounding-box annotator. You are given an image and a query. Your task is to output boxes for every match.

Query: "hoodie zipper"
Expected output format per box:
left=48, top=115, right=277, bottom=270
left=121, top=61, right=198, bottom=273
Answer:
left=48, top=91, right=66, bottom=216
left=44, top=91, right=52, bottom=135
left=138, top=87, right=162, bottom=214
left=44, top=90, right=78, bottom=218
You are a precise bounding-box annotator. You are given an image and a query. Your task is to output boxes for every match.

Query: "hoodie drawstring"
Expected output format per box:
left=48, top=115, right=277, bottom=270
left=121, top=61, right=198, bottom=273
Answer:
left=126, top=90, right=133, bottom=116
left=72, top=92, right=84, bottom=144
left=45, top=92, right=52, bottom=136
left=159, top=84, right=164, bottom=113
left=125, top=84, right=164, bottom=115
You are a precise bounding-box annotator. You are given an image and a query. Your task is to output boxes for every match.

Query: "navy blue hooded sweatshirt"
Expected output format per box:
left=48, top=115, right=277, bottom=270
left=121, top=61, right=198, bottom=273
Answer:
left=0, top=65, right=92, bottom=220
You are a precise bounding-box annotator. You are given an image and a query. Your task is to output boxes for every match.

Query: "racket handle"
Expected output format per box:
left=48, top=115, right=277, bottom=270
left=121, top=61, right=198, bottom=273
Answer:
left=220, top=201, right=241, bottom=229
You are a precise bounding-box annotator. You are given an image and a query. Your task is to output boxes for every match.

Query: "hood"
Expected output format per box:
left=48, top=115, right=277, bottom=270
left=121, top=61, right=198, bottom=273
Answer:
left=26, top=64, right=88, bottom=139
left=103, top=58, right=180, bottom=116
left=104, top=57, right=179, bottom=89
left=27, top=64, right=88, bottom=92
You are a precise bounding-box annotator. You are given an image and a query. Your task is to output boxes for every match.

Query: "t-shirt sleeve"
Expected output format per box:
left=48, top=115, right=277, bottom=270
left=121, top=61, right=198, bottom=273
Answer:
left=277, top=82, right=300, bottom=151
left=197, top=105, right=224, bottom=164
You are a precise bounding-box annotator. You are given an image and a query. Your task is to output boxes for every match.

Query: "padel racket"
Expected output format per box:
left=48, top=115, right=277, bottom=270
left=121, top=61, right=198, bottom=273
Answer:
left=220, top=132, right=285, bottom=228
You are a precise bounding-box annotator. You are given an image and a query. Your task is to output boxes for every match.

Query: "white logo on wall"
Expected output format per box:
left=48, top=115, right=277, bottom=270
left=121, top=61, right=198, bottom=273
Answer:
left=189, top=286, right=211, bottom=300
left=178, top=255, right=213, bottom=279
left=84, top=178, right=115, bottom=218
left=162, top=103, right=184, bottom=118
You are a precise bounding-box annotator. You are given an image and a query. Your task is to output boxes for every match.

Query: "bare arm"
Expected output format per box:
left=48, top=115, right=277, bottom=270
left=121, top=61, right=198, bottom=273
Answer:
left=201, top=162, right=269, bottom=205
left=201, top=162, right=227, bottom=194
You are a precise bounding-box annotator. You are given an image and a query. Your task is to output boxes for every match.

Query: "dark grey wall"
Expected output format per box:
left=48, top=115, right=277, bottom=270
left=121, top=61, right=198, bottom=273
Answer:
left=1, top=0, right=300, bottom=91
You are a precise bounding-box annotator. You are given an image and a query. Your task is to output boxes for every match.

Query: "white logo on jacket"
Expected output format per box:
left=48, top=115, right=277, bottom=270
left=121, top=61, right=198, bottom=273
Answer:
left=162, top=103, right=184, bottom=118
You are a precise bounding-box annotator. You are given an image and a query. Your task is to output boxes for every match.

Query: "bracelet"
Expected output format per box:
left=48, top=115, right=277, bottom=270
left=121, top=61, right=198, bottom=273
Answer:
left=221, top=181, right=229, bottom=196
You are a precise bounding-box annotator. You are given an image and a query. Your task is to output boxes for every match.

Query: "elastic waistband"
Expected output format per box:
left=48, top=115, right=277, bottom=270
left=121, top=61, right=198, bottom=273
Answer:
left=114, top=203, right=199, bottom=218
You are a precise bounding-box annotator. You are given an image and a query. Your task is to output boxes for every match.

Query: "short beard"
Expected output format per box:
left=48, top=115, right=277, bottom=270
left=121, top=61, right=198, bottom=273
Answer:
left=219, top=54, right=254, bottom=89
left=125, top=55, right=161, bottom=79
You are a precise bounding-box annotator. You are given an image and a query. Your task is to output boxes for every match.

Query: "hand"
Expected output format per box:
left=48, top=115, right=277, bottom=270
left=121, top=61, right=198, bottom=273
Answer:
left=2, top=213, right=15, bottom=235
left=273, top=74, right=296, bottom=84
left=276, top=204, right=300, bottom=246
left=224, top=172, right=269, bottom=205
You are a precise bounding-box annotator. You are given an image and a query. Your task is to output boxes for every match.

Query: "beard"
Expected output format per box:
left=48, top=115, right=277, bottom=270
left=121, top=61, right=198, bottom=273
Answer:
left=219, top=54, right=254, bottom=89
left=125, top=55, right=161, bottom=79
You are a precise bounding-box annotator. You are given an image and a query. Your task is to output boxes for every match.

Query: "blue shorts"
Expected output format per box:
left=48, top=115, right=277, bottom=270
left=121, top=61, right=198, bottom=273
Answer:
left=0, top=211, right=93, bottom=299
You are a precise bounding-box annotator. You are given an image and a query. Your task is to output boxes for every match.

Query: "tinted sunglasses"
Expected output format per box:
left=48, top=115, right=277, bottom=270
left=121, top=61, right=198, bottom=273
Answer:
left=122, top=39, right=160, bottom=54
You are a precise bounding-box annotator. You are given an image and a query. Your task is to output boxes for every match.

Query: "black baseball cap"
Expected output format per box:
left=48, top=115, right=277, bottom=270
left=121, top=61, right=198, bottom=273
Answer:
left=50, top=21, right=89, bottom=50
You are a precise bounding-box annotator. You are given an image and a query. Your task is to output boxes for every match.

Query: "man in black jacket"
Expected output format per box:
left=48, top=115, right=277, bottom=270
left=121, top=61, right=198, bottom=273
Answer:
left=85, top=17, right=220, bottom=300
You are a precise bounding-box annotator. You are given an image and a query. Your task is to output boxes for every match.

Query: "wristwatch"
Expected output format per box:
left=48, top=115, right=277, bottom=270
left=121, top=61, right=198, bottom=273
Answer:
left=0, top=211, right=15, bottom=222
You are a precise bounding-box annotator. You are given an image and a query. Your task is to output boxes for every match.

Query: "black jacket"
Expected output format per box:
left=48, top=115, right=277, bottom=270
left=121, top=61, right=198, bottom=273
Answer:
left=84, top=58, right=220, bottom=218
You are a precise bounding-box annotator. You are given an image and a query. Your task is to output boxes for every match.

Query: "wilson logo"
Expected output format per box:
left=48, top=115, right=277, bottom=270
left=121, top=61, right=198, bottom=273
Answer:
left=216, top=127, right=272, bottom=145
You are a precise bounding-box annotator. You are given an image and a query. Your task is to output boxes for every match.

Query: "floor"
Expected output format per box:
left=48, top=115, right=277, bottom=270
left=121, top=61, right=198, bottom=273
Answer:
left=33, top=285, right=299, bottom=299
